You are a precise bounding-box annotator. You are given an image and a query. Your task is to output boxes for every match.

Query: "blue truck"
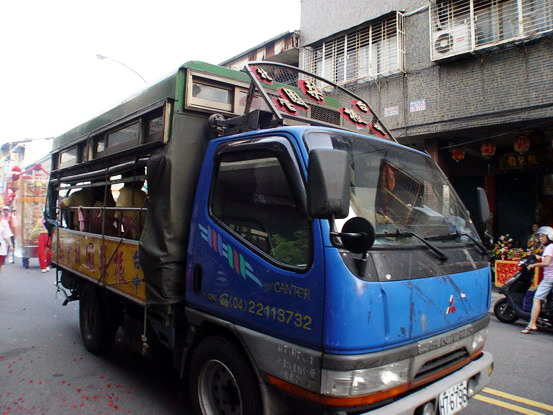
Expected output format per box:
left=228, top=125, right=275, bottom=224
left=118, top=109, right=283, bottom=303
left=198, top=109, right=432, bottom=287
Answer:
left=46, top=61, right=493, bottom=415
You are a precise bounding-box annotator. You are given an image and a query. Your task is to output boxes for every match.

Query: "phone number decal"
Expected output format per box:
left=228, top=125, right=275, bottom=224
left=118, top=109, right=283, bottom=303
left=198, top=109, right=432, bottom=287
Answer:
left=218, top=293, right=312, bottom=331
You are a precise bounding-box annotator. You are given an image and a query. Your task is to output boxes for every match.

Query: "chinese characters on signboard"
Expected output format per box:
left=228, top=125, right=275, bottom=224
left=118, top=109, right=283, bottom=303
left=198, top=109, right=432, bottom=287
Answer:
left=500, top=152, right=540, bottom=170
left=249, top=64, right=391, bottom=140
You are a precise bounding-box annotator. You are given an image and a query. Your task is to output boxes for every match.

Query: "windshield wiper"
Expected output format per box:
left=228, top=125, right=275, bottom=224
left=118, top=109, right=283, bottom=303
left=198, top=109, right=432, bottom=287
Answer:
left=456, top=232, right=489, bottom=255
left=425, top=232, right=489, bottom=255
left=377, top=229, right=449, bottom=262
left=424, top=233, right=457, bottom=241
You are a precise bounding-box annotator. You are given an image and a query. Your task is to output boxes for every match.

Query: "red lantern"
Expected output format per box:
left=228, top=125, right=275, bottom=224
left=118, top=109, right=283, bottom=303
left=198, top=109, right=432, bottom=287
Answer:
left=514, top=134, right=531, bottom=153
left=481, top=141, right=496, bottom=158
left=11, top=166, right=21, bottom=181
left=451, top=147, right=466, bottom=162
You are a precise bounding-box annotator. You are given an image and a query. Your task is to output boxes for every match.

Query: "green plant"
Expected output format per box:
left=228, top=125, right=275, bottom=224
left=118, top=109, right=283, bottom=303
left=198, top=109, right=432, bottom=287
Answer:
left=270, top=230, right=308, bottom=266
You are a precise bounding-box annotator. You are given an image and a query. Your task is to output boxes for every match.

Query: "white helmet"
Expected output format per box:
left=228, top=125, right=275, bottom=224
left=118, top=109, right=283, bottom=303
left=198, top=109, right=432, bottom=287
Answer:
left=537, top=226, right=553, bottom=242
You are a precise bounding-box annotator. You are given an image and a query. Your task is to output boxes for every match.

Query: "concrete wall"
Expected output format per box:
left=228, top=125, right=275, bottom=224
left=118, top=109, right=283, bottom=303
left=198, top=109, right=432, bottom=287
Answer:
left=300, top=0, right=425, bottom=45
left=363, top=37, right=553, bottom=140
left=300, top=1, right=553, bottom=141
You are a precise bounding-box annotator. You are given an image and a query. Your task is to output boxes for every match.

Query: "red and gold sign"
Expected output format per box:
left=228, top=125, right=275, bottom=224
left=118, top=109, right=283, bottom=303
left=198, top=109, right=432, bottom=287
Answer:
left=245, top=62, right=395, bottom=141
left=451, top=147, right=466, bottom=162
left=369, top=123, right=387, bottom=138
left=279, top=88, right=308, bottom=111
left=273, top=97, right=298, bottom=115
left=52, top=228, right=146, bottom=302
left=353, top=100, right=371, bottom=114
left=252, top=65, right=273, bottom=85
left=298, top=80, right=325, bottom=103
left=514, top=134, right=531, bottom=153
left=339, top=107, right=368, bottom=127
left=480, top=141, right=496, bottom=158
left=501, top=152, right=539, bottom=170
left=494, top=260, right=542, bottom=289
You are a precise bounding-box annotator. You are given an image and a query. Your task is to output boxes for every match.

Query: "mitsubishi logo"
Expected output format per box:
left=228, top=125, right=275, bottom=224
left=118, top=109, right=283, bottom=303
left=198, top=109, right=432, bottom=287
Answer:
left=446, top=295, right=457, bottom=314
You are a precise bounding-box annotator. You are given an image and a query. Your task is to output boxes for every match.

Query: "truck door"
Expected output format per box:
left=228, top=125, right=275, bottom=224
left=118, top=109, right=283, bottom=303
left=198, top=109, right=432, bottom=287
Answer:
left=187, top=135, right=325, bottom=349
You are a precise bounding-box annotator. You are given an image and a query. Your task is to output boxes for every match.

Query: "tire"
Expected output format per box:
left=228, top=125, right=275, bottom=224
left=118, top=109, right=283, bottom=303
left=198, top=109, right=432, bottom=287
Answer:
left=189, top=336, right=262, bottom=415
left=79, top=284, right=117, bottom=354
left=493, top=298, right=518, bottom=324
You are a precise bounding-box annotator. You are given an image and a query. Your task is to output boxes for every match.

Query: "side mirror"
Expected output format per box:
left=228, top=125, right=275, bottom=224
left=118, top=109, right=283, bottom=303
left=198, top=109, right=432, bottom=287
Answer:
left=339, top=217, right=376, bottom=253
left=308, top=149, right=350, bottom=219
left=476, top=187, right=491, bottom=224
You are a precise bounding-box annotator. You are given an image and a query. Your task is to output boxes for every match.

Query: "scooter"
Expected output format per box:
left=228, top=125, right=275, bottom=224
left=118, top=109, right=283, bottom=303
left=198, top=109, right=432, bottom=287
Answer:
left=494, top=255, right=553, bottom=329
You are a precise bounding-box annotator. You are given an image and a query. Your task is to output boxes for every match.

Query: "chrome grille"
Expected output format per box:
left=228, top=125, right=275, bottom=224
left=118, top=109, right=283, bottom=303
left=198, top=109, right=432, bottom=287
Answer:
left=415, top=348, right=469, bottom=380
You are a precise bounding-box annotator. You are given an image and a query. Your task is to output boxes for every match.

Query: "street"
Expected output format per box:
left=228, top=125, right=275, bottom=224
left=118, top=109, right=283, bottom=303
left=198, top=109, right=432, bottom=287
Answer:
left=463, top=317, right=553, bottom=415
left=0, top=261, right=183, bottom=415
left=2, top=263, right=553, bottom=415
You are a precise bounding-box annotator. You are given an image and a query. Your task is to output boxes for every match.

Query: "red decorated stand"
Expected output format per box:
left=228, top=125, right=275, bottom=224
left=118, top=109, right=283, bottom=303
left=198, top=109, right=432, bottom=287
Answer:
left=494, top=260, right=542, bottom=289
left=13, top=163, right=50, bottom=268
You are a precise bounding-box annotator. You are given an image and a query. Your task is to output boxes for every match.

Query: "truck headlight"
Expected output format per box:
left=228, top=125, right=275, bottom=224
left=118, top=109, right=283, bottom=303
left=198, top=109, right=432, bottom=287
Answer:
left=321, top=360, right=410, bottom=397
left=471, top=329, right=487, bottom=352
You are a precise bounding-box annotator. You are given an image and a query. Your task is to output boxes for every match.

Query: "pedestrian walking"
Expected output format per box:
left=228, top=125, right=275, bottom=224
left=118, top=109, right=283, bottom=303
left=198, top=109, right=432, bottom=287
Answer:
left=0, top=218, right=13, bottom=271
left=2, top=205, right=16, bottom=263
left=521, top=226, right=553, bottom=334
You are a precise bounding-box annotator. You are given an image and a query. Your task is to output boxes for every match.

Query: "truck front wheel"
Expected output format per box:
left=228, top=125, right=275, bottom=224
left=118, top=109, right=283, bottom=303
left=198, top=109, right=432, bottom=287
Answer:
left=79, top=284, right=117, bottom=354
left=189, top=336, right=262, bottom=415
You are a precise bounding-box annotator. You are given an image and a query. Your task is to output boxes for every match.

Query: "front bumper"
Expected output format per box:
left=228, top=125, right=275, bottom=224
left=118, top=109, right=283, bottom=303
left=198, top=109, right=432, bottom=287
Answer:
left=361, top=351, right=493, bottom=415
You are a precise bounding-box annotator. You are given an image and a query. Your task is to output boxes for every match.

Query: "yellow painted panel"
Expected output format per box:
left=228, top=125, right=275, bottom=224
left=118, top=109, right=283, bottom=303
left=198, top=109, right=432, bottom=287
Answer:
left=52, top=228, right=146, bottom=302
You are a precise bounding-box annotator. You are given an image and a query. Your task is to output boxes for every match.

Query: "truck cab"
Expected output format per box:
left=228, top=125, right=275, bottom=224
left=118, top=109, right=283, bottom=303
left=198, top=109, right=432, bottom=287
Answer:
left=186, top=127, right=492, bottom=415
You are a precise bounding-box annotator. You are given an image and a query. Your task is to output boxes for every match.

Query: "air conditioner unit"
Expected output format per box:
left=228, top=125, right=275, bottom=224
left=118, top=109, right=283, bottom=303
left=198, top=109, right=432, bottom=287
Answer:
left=432, top=24, right=472, bottom=61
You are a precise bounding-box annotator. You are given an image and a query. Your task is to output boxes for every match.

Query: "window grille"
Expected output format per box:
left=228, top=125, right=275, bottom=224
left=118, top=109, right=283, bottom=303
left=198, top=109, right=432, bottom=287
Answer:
left=303, top=12, right=405, bottom=84
left=430, top=0, right=553, bottom=61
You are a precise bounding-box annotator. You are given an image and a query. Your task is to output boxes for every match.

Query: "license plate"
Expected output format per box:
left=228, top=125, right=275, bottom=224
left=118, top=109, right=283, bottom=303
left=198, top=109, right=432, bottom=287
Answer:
left=439, top=380, right=468, bottom=415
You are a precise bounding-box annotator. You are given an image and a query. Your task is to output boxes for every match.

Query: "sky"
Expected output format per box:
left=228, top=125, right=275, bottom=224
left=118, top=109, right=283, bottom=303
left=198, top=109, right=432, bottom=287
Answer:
left=0, top=0, right=301, bottom=156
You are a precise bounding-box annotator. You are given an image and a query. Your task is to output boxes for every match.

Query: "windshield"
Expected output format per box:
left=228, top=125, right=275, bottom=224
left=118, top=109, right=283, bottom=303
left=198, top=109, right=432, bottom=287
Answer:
left=305, top=131, right=479, bottom=246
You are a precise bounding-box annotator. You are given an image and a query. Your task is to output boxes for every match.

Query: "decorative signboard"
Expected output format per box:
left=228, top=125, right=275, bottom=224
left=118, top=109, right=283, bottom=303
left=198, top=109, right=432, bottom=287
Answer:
left=244, top=62, right=396, bottom=142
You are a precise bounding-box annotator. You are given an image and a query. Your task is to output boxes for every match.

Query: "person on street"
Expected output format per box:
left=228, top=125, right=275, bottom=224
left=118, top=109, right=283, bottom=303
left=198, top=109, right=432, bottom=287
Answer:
left=2, top=206, right=16, bottom=263
left=0, top=218, right=13, bottom=271
left=527, top=222, right=541, bottom=254
left=521, top=226, right=553, bottom=334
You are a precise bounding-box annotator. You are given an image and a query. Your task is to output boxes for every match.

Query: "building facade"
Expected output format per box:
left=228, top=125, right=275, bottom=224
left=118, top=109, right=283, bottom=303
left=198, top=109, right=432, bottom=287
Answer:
left=300, top=0, right=553, bottom=248
left=220, top=31, right=300, bottom=70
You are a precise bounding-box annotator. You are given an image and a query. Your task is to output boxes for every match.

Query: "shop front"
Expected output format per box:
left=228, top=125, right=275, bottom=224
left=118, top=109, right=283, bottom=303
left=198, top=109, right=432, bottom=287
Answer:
left=441, top=127, right=553, bottom=251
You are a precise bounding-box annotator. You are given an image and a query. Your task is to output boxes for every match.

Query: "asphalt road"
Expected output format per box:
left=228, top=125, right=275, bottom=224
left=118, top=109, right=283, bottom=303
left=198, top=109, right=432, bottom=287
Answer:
left=0, top=261, right=184, bottom=415
left=2, top=262, right=553, bottom=415
left=463, top=311, right=553, bottom=415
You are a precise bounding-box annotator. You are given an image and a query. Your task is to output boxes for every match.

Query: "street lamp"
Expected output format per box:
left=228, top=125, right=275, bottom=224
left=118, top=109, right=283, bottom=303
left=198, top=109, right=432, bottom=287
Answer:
left=96, top=54, right=147, bottom=83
